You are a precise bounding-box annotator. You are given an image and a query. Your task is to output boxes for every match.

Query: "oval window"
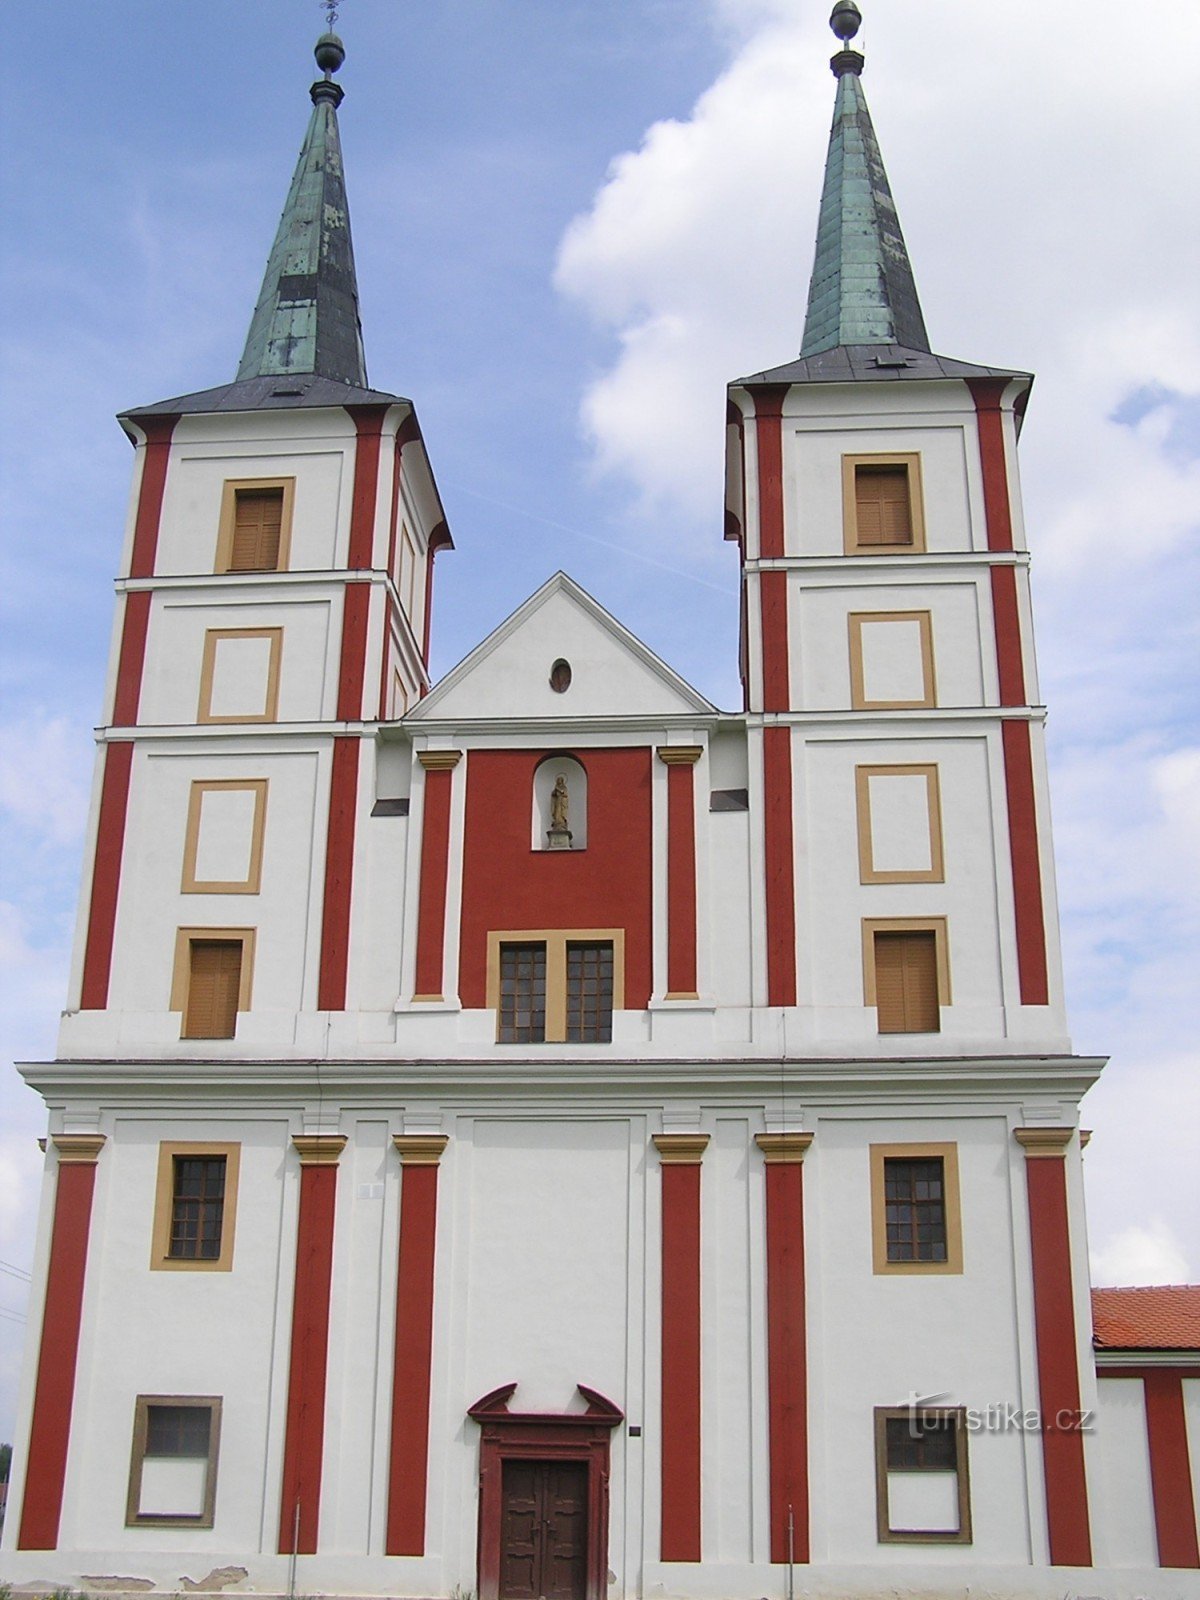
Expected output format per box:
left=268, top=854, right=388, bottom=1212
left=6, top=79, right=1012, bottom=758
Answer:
left=549, top=658, right=572, bottom=694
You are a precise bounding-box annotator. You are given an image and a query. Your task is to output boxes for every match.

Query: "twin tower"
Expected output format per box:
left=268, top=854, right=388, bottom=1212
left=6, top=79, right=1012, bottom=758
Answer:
left=7, top=10, right=1192, bottom=1599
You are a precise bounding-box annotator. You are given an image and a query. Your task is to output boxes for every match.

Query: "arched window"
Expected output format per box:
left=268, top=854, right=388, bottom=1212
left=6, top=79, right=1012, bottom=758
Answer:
left=532, top=754, right=588, bottom=850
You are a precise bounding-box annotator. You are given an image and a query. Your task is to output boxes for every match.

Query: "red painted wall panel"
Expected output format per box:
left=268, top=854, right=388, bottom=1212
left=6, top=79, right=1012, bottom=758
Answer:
left=414, top=767, right=455, bottom=999
left=17, top=1161, right=99, bottom=1549
left=1023, top=1154, right=1092, bottom=1566
left=763, top=1161, right=809, bottom=1563
left=967, top=379, right=1015, bottom=553
left=80, top=741, right=134, bottom=1010
left=990, top=565, right=1026, bottom=708
left=128, top=415, right=178, bottom=578
left=659, top=1162, right=702, bottom=1560
left=317, top=737, right=360, bottom=1011
left=112, top=590, right=151, bottom=727
left=1002, top=720, right=1050, bottom=1005
left=458, top=749, right=653, bottom=1009
left=345, top=406, right=385, bottom=570
left=665, top=763, right=698, bottom=996
left=762, top=727, right=796, bottom=1008
left=759, top=570, right=791, bottom=714
left=1144, top=1371, right=1200, bottom=1568
left=753, top=387, right=788, bottom=561
left=386, top=1163, right=442, bottom=1555
left=336, top=581, right=371, bottom=722
left=277, top=1162, right=339, bottom=1556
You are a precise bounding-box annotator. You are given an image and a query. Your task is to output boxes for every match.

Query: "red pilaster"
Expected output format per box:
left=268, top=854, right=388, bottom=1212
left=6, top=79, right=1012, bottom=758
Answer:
left=336, top=581, right=371, bottom=722
left=756, top=1133, right=813, bottom=1564
left=752, top=387, right=788, bottom=560
left=278, top=1136, right=345, bottom=1557
left=967, top=379, right=1015, bottom=553
left=79, top=741, right=134, bottom=1010
left=317, top=737, right=360, bottom=1012
left=421, top=522, right=453, bottom=675
left=1015, top=1128, right=1092, bottom=1567
left=659, top=748, right=701, bottom=998
left=653, top=1134, right=709, bottom=1561
left=112, top=590, right=151, bottom=727
left=17, top=1134, right=106, bottom=1550
left=345, top=406, right=386, bottom=570
left=762, top=726, right=796, bottom=1007
left=1002, top=720, right=1049, bottom=1005
left=127, top=414, right=178, bottom=578
left=759, top=571, right=791, bottom=714
left=413, top=752, right=460, bottom=999
left=386, top=1135, right=449, bottom=1556
left=990, top=565, right=1027, bottom=707
left=1144, top=1371, right=1200, bottom=1567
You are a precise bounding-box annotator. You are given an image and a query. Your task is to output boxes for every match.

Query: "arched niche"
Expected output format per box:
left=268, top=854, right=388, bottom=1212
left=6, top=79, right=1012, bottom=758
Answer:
left=532, top=754, right=588, bottom=850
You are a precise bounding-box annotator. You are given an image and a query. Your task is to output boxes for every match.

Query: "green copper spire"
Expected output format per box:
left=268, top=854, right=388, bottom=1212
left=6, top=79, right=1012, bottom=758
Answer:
left=237, top=32, right=368, bottom=387
left=800, top=4, right=930, bottom=358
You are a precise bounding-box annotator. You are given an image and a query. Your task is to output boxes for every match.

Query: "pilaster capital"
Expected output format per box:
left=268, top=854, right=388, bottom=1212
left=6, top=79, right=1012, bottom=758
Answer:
left=393, top=1134, right=450, bottom=1166
left=656, top=745, right=703, bottom=766
left=755, top=1131, right=814, bottom=1164
left=292, top=1134, right=348, bottom=1166
left=652, top=1133, right=710, bottom=1165
left=418, top=750, right=462, bottom=771
left=52, top=1133, right=106, bottom=1165
left=1014, top=1126, right=1075, bottom=1158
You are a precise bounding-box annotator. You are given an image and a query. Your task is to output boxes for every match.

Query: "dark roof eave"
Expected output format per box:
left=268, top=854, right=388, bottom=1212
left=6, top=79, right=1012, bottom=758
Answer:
left=119, top=374, right=409, bottom=427
left=732, top=344, right=1033, bottom=389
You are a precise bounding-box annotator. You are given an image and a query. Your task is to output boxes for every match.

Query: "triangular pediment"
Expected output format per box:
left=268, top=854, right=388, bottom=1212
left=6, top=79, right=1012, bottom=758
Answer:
left=409, top=573, right=715, bottom=723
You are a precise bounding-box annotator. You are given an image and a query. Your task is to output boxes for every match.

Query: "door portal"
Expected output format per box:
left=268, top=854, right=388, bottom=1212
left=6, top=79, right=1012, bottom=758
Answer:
left=500, top=1460, right=588, bottom=1600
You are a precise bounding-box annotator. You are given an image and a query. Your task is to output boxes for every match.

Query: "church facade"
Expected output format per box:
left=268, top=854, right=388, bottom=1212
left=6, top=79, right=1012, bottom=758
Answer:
left=3, top=9, right=1198, bottom=1599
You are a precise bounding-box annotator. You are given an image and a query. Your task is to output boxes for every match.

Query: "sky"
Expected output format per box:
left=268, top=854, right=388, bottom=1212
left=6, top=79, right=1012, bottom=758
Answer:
left=0, top=0, right=1197, bottom=1440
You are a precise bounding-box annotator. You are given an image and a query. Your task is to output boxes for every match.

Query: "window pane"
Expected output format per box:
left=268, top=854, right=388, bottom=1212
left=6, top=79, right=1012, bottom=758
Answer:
left=146, top=1404, right=211, bottom=1459
left=498, top=943, right=546, bottom=1043
left=884, top=1156, right=947, bottom=1262
left=886, top=1413, right=957, bottom=1471
left=566, top=942, right=613, bottom=1042
left=169, top=1156, right=226, bottom=1260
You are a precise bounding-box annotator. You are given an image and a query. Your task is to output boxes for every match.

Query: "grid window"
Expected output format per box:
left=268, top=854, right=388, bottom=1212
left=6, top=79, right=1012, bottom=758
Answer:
left=884, top=1156, right=947, bottom=1264
left=169, top=1156, right=226, bottom=1261
left=875, top=1406, right=970, bottom=1543
left=126, top=1395, right=222, bottom=1527
left=146, top=1403, right=213, bottom=1459
left=498, top=943, right=547, bottom=1043
left=566, top=942, right=614, bottom=1042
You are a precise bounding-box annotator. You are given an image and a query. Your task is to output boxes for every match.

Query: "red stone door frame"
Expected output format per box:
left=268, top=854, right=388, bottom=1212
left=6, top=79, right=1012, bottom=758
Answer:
left=469, top=1383, right=623, bottom=1600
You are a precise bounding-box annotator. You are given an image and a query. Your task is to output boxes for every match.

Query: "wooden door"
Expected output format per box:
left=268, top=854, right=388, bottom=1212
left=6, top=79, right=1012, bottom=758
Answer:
left=499, top=1460, right=588, bottom=1600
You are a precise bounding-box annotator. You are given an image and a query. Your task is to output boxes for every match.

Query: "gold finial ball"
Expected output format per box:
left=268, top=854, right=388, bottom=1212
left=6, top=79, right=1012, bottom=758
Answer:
left=830, top=1, right=862, bottom=42
left=314, top=31, right=346, bottom=74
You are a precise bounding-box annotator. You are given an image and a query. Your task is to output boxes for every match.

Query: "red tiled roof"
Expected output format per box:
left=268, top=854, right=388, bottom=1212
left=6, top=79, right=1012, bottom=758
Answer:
left=1092, top=1285, right=1200, bottom=1351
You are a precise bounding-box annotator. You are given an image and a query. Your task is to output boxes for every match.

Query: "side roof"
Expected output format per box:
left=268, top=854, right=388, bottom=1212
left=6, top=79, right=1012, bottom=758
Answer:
left=1092, top=1286, right=1200, bottom=1353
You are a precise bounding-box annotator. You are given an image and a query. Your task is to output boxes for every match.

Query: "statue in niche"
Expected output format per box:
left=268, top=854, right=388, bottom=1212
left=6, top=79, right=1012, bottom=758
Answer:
left=547, top=774, right=572, bottom=848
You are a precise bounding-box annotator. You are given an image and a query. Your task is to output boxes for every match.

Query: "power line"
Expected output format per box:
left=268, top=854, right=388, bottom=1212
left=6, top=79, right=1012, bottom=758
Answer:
left=0, top=1259, right=32, bottom=1283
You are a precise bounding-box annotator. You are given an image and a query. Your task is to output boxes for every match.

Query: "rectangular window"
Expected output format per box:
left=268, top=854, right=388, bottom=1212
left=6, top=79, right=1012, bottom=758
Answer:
left=151, top=1142, right=241, bottom=1272
left=565, top=941, right=614, bottom=1042
left=215, top=478, right=294, bottom=573
left=171, top=928, right=255, bottom=1040
left=869, top=1142, right=962, bottom=1274
left=862, top=917, right=950, bottom=1035
left=874, top=1406, right=971, bottom=1543
left=487, top=929, right=625, bottom=1043
left=843, top=453, right=925, bottom=553
left=126, top=1395, right=221, bottom=1527
left=498, top=942, right=547, bottom=1043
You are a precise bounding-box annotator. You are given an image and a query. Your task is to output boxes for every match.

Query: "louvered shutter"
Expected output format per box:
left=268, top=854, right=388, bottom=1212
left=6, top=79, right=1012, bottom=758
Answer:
left=184, top=941, right=242, bottom=1038
left=874, top=930, right=939, bottom=1033
left=855, top=466, right=912, bottom=545
left=229, top=489, right=283, bottom=571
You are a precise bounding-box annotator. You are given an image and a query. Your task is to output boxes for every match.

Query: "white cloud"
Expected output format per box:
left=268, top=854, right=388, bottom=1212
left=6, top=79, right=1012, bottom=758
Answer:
left=0, top=715, right=92, bottom=849
left=1091, top=1223, right=1191, bottom=1289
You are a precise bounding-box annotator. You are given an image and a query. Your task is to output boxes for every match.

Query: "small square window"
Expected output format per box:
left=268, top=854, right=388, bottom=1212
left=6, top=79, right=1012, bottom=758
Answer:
left=126, top=1396, right=222, bottom=1527
left=843, top=454, right=925, bottom=554
left=875, top=1406, right=971, bottom=1543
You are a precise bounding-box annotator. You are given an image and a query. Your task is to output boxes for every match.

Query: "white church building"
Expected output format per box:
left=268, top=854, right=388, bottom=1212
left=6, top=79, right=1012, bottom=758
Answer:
left=3, top=7, right=1199, bottom=1598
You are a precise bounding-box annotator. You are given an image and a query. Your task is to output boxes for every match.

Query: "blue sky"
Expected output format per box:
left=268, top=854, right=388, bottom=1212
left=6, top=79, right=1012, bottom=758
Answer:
left=1, top=0, right=1197, bottom=1438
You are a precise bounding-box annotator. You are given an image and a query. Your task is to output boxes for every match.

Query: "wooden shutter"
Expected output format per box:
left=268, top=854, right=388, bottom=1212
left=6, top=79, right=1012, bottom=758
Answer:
left=874, top=930, right=939, bottom=1033
left=229, top=489, right=283, bottom=571
left=855, top=466, right=912, bottom=545
left=183, top=940, right=242, bottom=1039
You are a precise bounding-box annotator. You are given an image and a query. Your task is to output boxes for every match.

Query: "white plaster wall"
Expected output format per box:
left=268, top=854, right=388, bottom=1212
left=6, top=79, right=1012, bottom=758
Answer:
left=792, top=575, right=988, bottom=711
left=59, top=1116, right=293, bottom=1556
left=155, top=439, right=349, bottom=577
left=1185, top=1376, right=1200, bottom=1538
left=107, top=747, right=322, bottom=1032
left=139, top=594, right=335, bottom=726
left=797, top=733, right=1006, bottom=1048
left=1092, top=1378, right=1159, bottom=1568
left=808, top=1113, right=1034, bottom=1566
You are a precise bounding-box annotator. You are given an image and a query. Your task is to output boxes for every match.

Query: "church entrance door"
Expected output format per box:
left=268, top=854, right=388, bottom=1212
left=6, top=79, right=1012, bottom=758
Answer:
left=499, top=1459, right=588, bottom=1600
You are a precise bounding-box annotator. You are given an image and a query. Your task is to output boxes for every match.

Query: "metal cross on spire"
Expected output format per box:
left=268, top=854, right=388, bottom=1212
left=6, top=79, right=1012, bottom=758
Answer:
left=321, top=0, right=340, bottom=30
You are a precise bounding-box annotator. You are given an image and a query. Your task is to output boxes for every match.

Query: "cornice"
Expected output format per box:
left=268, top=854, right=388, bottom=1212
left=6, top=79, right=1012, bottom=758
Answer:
left=755, top=1131, right=815, bottom=1164
left=652, top=1133, right=711, bottom=1164
left=51, top=1133, right=107, bottom=1164
left=292, top=1133, right=348, bottom=1165
left=393, top=1133, right=449, bottom=1166
left=1014, top=1126, right=1076, bottom=1157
